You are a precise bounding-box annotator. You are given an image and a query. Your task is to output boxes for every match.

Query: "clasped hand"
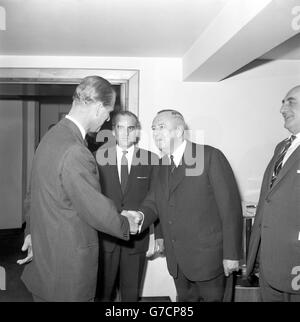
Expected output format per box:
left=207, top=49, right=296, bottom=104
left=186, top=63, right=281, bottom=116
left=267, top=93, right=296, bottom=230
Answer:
left=121, top=210, right=143, bottom=235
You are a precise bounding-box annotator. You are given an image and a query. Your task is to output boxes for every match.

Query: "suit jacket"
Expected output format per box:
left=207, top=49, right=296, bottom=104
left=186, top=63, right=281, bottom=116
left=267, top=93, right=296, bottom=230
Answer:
left=95, top=146, right=161, bottom=255
left=140, top=141, right=243, bottom=281
left=21, top=118, right=129, bottom=301
left=246, top=140, right=300, bottom=293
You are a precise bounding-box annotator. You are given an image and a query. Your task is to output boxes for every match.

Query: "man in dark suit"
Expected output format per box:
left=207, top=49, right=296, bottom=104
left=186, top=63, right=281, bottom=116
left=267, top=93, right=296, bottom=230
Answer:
left=131, top=109, right=243, bottom=302
left=247, top=85, right=300, bottom=301
left=17, top=76, right=140, bottom=302
left=95, top=111, right=162, bottom=301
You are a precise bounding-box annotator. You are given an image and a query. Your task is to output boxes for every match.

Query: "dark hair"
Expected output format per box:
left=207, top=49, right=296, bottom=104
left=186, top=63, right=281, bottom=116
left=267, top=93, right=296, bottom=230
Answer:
left=73, top=75, right=116, bottom=107
left=112, top=110, right=140, bottom=129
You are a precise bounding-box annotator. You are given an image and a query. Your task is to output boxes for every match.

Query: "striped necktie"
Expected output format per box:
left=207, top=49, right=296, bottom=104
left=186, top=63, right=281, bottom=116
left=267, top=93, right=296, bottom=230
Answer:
left=270, top=135, right=296, bottom=188
left=169, top=155, right=176, bottom=174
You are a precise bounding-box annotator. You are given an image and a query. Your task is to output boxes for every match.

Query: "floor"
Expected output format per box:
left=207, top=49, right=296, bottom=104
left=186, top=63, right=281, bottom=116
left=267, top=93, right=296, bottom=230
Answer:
left=0, top=228, right=170, bottom=302
left=0, top=228, right=33, bottom=302
left=0, top=228, right=258, bottom=302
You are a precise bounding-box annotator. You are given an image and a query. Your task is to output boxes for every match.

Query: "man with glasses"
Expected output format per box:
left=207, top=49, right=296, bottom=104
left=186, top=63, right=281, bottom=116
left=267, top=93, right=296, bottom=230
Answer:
left=95, top=111, right=162, bottom=302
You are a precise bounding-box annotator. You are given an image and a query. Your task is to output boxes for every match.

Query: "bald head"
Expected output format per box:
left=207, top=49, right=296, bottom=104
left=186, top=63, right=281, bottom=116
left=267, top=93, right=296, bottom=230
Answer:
left=281, top=85, right=300, bottom=135
left=155, top=109, right=186, bottom=129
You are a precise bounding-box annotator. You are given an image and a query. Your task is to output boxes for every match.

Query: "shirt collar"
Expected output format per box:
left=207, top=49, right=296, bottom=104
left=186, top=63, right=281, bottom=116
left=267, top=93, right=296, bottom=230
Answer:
left=290, top=132, right=300, bottom=144
left=65, top=115, right=86, bottom=140
left=116, top=144, right=135, bottom=159
left=169, top=140, right=187, bottom=167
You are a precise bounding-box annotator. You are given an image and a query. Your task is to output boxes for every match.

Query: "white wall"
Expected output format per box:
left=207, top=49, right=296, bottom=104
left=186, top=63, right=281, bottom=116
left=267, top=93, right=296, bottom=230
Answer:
left=0, top=55, right=299, bottom=299
left=1, top=55, right=296, bottom=201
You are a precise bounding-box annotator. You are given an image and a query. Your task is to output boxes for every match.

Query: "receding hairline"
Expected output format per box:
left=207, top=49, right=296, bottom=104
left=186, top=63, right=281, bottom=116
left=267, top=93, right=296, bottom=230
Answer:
left=112, top=110, right=140, bottom=128
left=154, top=109, right=186, bottom=127
left=287, top=85, right=300, bottom=97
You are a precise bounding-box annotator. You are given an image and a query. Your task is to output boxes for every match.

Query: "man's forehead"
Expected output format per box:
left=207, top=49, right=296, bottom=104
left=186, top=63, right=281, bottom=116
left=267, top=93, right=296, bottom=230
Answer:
left=285, top=87, right=300, bottom=99
left=116, top=115, right=136, bottom=126
left=153, top=112, right=173, bottom=125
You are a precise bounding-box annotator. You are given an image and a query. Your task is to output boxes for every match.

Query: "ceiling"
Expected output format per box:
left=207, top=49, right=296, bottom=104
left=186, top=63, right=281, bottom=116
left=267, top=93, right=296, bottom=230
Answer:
left=0, top=0, right=299, bottom=81
left=0, top=0, right=228, bottom=57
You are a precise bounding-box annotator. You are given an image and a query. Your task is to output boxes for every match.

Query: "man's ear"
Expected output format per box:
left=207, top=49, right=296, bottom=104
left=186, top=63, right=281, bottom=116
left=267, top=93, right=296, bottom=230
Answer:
left=96, top=102, right=104, bottom=116
left=176, top=125, right=184, bottom=138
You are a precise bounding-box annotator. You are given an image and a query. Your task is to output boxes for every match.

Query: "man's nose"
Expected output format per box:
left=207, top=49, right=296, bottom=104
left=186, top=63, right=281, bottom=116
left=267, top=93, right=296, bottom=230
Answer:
left=280, top=103, right=288, bottom=114
left=153, top=130, right=159, bottom=138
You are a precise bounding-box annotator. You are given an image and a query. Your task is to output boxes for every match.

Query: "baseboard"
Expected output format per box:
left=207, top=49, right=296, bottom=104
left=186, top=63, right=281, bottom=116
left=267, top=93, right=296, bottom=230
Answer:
left=0, top=223, right=25, bottom=239
left=139, top=296, right=172, bottom=302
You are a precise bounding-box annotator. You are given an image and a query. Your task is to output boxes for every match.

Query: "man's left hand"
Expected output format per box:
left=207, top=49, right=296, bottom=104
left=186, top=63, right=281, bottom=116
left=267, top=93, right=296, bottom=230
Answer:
left=223, top=259, right=239, bottom=277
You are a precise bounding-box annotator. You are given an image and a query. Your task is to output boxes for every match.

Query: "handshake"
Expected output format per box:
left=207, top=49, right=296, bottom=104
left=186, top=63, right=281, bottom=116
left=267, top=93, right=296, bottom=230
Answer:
left=121, top=210, right=143, bottom=235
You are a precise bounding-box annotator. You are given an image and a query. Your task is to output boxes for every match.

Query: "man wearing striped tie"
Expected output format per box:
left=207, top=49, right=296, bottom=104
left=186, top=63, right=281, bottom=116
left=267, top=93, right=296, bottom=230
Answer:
left=247, top=85, right=300, bottom=302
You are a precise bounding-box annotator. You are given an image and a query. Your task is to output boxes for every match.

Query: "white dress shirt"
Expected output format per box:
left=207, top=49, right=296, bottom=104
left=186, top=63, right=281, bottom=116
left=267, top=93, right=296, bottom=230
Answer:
left=169, top=140, right=187, bottom=167
left=282, top=132, right=300, bottom=166
left=116, top=144, right=135, bottom=183
left=65, top=115, right=86, bottom=140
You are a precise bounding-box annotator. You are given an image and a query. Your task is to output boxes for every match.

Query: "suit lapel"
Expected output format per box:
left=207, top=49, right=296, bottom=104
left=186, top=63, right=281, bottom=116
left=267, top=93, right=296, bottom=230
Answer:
left=168, top=141, right=194, bottom=195
left=269, top=144, right=300, bottom=192
left=266, top=144, right=283, bottom=191
left=122, top=146, right=141, bottom=197
left=159, top=155, right=170, bottom=200
left=169, top=164, right=185, bottom=195
left=109, top=147, right=123, bottom=199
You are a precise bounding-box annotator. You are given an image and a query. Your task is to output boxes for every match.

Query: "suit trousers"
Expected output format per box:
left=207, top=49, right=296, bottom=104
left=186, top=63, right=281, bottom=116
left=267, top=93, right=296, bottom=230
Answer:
left=32, top=294, right=94, bottom=302
left=97, top=245, right=146, bottom=302
left=259, top=265, right=300, bottom=302
left=173, top=266, right=226, bottom=302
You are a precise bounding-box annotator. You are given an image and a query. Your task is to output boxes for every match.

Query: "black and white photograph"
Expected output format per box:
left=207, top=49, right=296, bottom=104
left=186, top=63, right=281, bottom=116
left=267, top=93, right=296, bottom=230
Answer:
left=0, top=0, right=300, bottom=306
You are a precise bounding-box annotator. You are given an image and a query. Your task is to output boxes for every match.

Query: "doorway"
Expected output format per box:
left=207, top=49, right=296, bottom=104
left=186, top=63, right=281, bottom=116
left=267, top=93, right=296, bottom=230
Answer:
left=0, top=68, right=139, bottom=229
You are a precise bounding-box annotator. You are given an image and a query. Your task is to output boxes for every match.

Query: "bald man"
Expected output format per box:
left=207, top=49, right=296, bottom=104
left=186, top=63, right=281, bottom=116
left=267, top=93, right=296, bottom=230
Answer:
left=137, top=109, right=243, bottom=302
left=247, top=86, right=300, bottom=301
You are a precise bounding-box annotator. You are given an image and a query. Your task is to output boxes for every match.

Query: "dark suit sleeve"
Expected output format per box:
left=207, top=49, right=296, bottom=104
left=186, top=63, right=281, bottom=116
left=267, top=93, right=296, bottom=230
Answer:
left=24, top=188, right=31, bottom=236
left=139, top=164, right=160, bottom=232
left=61, top=145, right=129, bottom=240
left=208, top=148, right=243, bottom=260
left=154, top=220, right=163, bottom=239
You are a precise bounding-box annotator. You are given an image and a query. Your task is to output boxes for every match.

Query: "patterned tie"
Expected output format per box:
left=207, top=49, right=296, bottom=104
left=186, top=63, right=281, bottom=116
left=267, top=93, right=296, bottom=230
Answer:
left=270, top=135, right=296, bottom=188
left=169, top=155, right=176, bottom=175
left=120, top=150, right=129, bottom=193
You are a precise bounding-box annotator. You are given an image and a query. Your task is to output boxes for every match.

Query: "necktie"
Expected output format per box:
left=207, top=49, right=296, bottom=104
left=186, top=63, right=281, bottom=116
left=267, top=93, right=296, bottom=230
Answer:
left=169, top=155, right=176, bottom=174
left=168, top=155, right=176, bottom=187
left=270, top=135, right=296, bottom=188
left=120, top=150, right=129, bottom=193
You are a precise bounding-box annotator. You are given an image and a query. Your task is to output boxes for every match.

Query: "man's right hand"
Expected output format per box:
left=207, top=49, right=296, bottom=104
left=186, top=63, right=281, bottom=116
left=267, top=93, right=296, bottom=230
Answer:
left=17, top=234, right=33, bottom=265
left=121, top=210, right=143, bottom=234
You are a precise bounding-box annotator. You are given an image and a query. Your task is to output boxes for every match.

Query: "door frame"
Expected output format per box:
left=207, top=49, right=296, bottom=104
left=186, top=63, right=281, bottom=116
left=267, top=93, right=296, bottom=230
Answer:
left=0, top=67, right=139, bottom=115
left=0, top=68, right=140, bottom=224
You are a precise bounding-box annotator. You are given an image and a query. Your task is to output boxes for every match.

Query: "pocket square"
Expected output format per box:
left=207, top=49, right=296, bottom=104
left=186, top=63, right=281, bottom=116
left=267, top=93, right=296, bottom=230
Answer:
left=297, top=170, right=300, bottom=174
left=298, top=232, right=300, bottom=241
left=137, top=176, right=148, bottom=179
